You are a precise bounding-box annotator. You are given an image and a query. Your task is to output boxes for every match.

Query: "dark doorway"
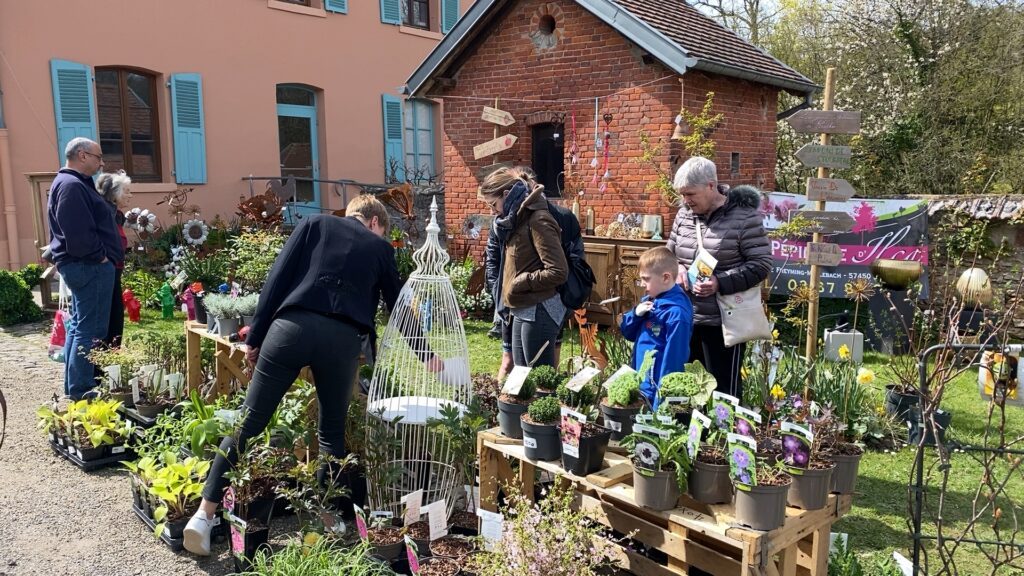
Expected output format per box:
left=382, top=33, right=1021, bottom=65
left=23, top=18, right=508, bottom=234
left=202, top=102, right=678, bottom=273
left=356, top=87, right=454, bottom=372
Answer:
left=531, top=123, right=564, bottom=196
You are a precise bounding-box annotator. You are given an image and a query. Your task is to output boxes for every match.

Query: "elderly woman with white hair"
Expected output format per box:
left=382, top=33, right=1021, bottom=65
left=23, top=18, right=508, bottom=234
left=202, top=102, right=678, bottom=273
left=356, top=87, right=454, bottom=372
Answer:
left=665, top=156, right=772, bottom=399
left=95, top=171, right=132, bottom=347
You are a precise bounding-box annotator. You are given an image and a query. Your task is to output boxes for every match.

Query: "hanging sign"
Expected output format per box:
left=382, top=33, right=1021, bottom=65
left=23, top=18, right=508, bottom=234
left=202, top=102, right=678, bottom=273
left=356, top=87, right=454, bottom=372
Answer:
left=795, top=144, right=852, bottom=169
left=785, top=110, right=861, bottom=134
left=806, top=178, right=856, bottom=202
left=481, top=106, right=516, bottom=127
left=806, top=242, right=843, bottom=266
left=793, top=211, right=855, bottom=234
left=474, top=135, right=518, bottom=160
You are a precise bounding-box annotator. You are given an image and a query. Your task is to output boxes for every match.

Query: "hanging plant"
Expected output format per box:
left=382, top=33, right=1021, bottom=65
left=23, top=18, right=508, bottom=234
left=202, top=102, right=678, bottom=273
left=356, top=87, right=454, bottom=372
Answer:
left=183, top=219, right=209, bottom=246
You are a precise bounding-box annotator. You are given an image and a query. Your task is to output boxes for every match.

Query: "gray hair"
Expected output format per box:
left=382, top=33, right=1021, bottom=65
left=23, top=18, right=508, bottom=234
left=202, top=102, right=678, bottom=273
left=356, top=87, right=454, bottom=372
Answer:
left=673, top=156, right=718, bottom=190
left=95, top=171, right=131, bottom=204
left=64, top=137, right=97, bottom=161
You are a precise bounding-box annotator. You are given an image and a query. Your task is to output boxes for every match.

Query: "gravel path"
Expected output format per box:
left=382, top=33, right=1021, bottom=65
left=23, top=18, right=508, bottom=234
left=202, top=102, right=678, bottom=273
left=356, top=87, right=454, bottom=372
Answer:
left=0, top=323, right=240, bottom=576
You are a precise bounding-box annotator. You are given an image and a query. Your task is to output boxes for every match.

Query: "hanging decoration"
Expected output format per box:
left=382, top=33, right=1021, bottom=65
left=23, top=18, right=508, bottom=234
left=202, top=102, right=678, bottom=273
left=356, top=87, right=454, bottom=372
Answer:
left=591, top=98, right=601, bottom=185
left=599, top=113, right=613, bottom=193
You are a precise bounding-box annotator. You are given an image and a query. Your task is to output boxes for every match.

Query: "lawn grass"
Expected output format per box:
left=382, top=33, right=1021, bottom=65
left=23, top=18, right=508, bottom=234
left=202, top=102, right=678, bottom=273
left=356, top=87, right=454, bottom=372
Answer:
left=122, top=307, right=189, bottom=340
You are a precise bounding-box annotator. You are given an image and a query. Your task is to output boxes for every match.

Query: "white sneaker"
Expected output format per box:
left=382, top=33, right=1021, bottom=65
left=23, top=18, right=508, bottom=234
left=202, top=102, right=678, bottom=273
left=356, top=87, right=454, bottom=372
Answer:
left=183, top=509, right=215, bottom=556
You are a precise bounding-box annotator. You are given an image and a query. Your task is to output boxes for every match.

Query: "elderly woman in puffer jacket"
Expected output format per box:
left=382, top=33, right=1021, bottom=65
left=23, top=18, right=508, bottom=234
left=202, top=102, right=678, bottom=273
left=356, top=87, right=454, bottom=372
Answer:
left=666, top=156, right=773, bottom=399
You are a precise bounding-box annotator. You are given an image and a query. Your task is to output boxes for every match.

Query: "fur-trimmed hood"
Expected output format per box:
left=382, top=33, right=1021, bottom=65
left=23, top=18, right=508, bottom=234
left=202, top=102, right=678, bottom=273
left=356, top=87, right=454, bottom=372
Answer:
left=727, top=184, right=763, bottom=210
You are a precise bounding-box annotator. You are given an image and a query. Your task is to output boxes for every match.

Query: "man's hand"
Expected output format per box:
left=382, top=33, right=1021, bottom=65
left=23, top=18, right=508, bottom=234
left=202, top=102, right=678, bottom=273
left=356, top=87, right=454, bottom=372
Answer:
left=426, top=355, right=445, bottom=373
left=676, top=264, right=689, bottom=290
left=245, top=346, right=260, bottom=366
left=693, top=275, right=719, bottom=297
left=635, top=301, right=654, bottom=317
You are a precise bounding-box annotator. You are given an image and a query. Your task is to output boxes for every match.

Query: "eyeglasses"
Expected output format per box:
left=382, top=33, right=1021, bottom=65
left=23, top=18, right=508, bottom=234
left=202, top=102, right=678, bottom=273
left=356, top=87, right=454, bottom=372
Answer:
left=82, top=151, right=104, bottom=161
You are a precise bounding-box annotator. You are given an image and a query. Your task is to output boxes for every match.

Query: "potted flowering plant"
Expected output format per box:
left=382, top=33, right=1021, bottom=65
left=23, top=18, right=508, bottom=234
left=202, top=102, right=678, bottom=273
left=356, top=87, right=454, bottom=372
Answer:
left=658, top=361, right=718, bottom=426
left=780, top=412, right=836, bottom=511
left=811, top=361, right=873, bottom=494
left=687, top=408, right=732, bottom=505
left=620, top=416, right=691, bottom=510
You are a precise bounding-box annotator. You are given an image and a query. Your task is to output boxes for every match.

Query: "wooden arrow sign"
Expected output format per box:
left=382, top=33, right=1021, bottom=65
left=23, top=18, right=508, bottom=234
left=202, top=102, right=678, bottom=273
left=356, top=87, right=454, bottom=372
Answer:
left=795, top=144, right=852, bottom=169
left=806, top=177, right=856, bottom=202
left=481, top=106, right=516, bottom=127
left=473, top=134, right=518, bottom=160
left=785, top=110, right=861, bottom=134
left=806, top=242, right=843, bottom=266
left=793, top=210, right=855, bottom=234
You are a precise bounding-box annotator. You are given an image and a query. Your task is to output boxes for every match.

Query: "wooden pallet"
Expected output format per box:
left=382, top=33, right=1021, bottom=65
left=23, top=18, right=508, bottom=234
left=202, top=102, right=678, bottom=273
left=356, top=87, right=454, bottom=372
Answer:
left=477, top=428, right=851, bottom=576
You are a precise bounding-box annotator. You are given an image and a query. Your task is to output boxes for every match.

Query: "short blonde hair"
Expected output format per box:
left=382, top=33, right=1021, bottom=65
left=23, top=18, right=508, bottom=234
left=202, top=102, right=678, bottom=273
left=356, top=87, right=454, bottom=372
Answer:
left=346, top=195, right=390, bottom=229
left=477, top=165, right=537, bottom=202
left=639, top=246, right=677, bottom=277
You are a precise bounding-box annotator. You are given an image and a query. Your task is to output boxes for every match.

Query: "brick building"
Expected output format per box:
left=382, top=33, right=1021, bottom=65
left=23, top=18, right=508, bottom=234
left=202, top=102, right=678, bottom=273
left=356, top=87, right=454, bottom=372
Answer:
left=404, top=0, right=817, bottom=261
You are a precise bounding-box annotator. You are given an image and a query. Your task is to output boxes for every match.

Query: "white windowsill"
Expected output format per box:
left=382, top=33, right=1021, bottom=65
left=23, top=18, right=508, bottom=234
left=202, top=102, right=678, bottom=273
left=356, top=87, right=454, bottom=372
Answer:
left=131, top=183, right=179, bottom=194
left=267, top=0, right=327, bottom=18
left=399, top=26, right=443, bottom=40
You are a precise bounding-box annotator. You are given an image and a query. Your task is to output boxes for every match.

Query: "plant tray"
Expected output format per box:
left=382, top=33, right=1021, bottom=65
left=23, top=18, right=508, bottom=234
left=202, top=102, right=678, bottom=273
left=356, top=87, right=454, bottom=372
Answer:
left=132, top=504, right=226, bottom=552
left=49, top=439, right=133, bottom=472
left=118, top=405, right=160, bottom=428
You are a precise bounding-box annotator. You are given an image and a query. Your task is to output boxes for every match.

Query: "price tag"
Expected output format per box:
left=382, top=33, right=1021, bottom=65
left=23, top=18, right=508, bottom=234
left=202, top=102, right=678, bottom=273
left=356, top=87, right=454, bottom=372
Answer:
left=605, top=420, right=621, bottom=432
left=477, top=509, right=504, bottom=551
left=657, top=415, right=676, bottom=426
left=103, top=365, right=121, bottom=389
left=523, top=436, right=537, bottom=449
left=664, top=396, right=690, bottom=406
left=560, top=406, right=587, bottom=423
left=601, top=365, right=636, bottom=389
left=427, top=500, right=448, bottom=541
left=566, top=367, right=601, bottom=392
left=634, top=413, right=653, bottom=424
left=501, top=366, right=531, bottom=396
left=111, top=446, right=125, bottom=455
left=402, top=489, right=423, bottom=527
left=130, top=377, right=141, bottom=404
left=633, top=424, right=671, bottom=439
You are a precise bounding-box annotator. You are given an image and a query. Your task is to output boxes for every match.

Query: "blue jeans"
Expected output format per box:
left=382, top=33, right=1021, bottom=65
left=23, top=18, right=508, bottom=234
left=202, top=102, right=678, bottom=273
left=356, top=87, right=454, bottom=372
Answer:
left=60, top=260, right=114, bottom=399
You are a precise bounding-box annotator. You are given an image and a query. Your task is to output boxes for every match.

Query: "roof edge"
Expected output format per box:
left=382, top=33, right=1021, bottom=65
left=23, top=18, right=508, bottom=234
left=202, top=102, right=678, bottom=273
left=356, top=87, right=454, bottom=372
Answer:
left=406, top=0, right=505, bottom=97
left=691, top=58, right=818, bottom=95
left=577, top=0, right=698, bottom=75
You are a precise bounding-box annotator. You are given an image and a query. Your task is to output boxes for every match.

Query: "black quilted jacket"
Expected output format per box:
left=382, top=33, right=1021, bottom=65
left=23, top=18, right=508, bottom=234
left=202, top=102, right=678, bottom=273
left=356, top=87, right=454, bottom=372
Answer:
left=665, top=185, right=773, bottom=326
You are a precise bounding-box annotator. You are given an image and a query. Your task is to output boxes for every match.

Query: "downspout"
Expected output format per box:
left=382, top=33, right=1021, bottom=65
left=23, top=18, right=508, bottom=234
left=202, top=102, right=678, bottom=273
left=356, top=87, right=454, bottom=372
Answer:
left=0, top=76, right=22, bottom=269
left=776, top=92, right=815, bottom=121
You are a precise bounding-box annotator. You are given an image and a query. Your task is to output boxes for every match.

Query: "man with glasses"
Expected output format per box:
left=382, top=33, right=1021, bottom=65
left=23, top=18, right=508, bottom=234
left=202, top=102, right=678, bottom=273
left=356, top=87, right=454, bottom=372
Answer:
left=47, top=137, right=123, bottom=399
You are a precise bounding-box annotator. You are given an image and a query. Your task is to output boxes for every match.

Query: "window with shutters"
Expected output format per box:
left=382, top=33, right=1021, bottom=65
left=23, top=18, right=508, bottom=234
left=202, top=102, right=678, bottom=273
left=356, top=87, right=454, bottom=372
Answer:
left=95, top=67, right=161, bottom=182
left=387, top=0, right=457, bottom=33
left=403, top=99, right=436, bottom=183
left=402, top=0, right=429, bottom=28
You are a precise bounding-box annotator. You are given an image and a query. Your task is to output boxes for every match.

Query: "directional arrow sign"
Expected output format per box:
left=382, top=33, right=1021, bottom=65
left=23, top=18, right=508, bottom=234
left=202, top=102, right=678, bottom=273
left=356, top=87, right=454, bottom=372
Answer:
left=795, top=144, right=852, bottom=169
left=806, top=177, right=856, bottom=202
left=793, top=211, right=854, bottom=234
left=473, top=134, right=518, bottom=160
left=481, top=106, right=516, bottom=127
left=785, top=110, right=861, bottom=134
left=806, top=242, right=843, bottom=266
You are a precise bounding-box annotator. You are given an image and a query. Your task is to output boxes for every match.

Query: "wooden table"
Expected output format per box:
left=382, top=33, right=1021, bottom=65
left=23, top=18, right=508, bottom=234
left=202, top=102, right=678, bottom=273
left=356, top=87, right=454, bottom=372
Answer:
left=184, top=321, right=252, bottom=397
left=477, top=428, right=851, bottom=576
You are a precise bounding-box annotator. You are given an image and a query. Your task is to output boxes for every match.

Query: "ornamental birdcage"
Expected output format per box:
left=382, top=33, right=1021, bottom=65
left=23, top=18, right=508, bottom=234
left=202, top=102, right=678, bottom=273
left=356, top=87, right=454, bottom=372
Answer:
left=365, top=197, right=471, bottom=515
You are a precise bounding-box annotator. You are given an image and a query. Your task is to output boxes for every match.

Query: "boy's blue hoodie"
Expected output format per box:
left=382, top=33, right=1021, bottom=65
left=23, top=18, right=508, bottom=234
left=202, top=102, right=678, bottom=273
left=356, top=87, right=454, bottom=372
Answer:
left=619, top=284, right=693, bottom=407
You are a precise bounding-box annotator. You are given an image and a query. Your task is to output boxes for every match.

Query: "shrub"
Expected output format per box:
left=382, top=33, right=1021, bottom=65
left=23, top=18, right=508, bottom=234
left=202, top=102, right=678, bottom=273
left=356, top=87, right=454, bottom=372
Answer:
left=527, top=396, right=561, bottom=424
left=658, top=362, right=718, bottom=406
left=17, top=263, right=43, bottom=289
left=122, top=331, right=187, bottom=374
left=525, top=365, right=562, bottom=392
left=556, top=380, right=597, bottom=411
left=178, top=248, right=229, bottom=292
left=122, top=267, right=164, bottom=309
left=0, top=270, right=42, bottom=326
left=605, top=372, right=641, bottom=407
left=230, top=230, right=285, bottom=292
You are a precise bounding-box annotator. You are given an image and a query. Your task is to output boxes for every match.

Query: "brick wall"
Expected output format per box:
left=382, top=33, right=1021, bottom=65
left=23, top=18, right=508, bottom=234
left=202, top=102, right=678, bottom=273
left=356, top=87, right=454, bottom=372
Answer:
left=433, top=0, right=780, bottom=263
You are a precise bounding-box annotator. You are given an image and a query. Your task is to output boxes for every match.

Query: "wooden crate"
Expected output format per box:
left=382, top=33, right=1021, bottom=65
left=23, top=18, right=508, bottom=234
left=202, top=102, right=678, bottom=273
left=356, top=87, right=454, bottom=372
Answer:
left=477, top=428, right=851, bottom=576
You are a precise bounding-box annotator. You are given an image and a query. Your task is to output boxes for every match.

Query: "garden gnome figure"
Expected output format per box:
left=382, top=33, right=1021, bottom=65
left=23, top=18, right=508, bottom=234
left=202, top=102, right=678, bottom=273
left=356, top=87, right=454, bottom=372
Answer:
left=123, top=289, right=142, bottom=323
left=157, top=282, right=175, bottom=319
left=181, top=289, right=196, bottom=321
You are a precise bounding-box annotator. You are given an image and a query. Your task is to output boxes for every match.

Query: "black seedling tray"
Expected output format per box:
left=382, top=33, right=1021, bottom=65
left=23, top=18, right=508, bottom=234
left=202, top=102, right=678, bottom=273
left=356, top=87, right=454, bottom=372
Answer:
left=133, top=504, right=226, bottom=551
left=49, top=439, right=132, bottom=472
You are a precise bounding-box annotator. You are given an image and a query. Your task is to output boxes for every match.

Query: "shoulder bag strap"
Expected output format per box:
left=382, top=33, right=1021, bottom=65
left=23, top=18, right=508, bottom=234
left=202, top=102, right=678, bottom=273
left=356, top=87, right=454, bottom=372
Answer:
left=693, top=218, right=704, bottom=252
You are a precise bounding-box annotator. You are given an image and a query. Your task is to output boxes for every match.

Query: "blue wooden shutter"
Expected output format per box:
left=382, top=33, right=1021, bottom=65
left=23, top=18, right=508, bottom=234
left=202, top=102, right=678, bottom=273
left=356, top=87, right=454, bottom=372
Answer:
left=325, top=0, right=347, bottom=13
left=49, top=59, right=97, bottom=165
left=170, top=73, right=207, bottom=184
left=380, top=0, right=400, bottom=24
left=382, top=94, right=405, bottom=182
left=441, top=0, right=459, bottom=33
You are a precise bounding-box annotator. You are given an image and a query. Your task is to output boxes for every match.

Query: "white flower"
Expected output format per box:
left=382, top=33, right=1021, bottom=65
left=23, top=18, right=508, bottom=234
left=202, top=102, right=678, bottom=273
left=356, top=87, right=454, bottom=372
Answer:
left=183, top=219, right=209, bottom=246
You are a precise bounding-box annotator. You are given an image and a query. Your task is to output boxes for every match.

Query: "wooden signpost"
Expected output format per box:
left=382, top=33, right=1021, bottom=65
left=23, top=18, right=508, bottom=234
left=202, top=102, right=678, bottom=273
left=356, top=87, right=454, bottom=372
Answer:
left=793, top=210, right=855, bottom=234
left=785, top=110, right=861, bottom=134
left=473, top=134, right=518, bottom=160
left=481, top=106, right=515, bottom=127
left=795, top=144, right=852, bottom=169
left=806, top=177, right=856, bottom=202
left=806, top=242, right=843, bottom=267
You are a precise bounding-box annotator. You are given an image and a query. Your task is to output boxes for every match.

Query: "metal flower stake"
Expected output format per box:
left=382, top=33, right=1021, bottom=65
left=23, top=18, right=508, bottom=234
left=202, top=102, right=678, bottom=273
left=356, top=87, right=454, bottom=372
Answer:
left=366, top=197, right=472, bottom=514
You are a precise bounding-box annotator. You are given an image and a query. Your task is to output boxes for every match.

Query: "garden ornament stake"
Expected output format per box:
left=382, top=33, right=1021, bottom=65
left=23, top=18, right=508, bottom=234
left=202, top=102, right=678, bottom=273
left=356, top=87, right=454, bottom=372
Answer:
left=365, top=197, right=471, bottom=516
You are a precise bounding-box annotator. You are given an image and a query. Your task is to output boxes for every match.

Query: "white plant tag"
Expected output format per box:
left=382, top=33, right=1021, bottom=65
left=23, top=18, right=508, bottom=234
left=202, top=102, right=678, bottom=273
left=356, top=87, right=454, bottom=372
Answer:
left=427, top=500, right=448, bottom=541
left=523, top=436, right=537, bottom=449
left=402, top=489, right=423, bottom=527
left=562, top=443, right=579, bottom=458
left=605, top=420, right=622, bottom=432
left=657, top=415, right=675, bottom=426
left=736, top=406, right=762, bottom=424
left=164, top=373, right=184, bottom=399
left=501, top=366, right=531, bottom=396
left=111, top=445, right=126, bottom=454
left=566, top=367, right=601, bottom=392
left=781, top=421, right=814, bottom=442
left=634, top=413, right=653, bottom=424
left=130, top=377, right=141, bottom=404
left=477, top=509, right=503, bottom=551
left=633, top=424, right=671, bottom=439
left=103, top=365, right=121, bottom=389
left=370, top=510, right=394, bottom=520
left=712, top=391, right=740, bottom=406
left=664, top=396, right=690, bottom=406
left=601, top=365, right=636, bottom=389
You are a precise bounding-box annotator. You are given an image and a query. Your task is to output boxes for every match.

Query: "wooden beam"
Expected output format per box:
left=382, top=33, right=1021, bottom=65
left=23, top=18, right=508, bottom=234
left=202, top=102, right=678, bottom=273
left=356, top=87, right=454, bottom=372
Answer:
left=586, top=462, right=632, bottom=488
left=777, top=543, right=799, bottom=576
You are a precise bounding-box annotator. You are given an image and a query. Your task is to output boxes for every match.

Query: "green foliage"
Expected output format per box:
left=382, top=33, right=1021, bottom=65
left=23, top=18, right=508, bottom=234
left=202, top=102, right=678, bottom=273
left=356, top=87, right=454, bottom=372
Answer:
left=620, top=418, right=692, bottom=492
left=511, top=376, right=536, bottom=402
left=16, top=263, right=43, bottom=289
left=527, top=396, right=561, bottom=423
left=178, top=248, right=230, bottom=292
left=238, top=535, right=391, bottom=576
left=525, top=365, right=562, bottom=392
left=658, top=362, right=718, bottom=407
left=427, top=397, right=491, bottom=510
left=677, top=92, right=725, bottom=160
left=148, top=450, right=211, bottom=538
left=556, top=381, right=598, bottom=412
left=364, top=407, right=404, bottom=508
left=605, top=372, right=641, bottom=407
left=812, top=361, right=874, bottom=442
left=122, top=267, right=164, bottom=309
left=447, top=255, right=493, bottom=316
left=0, top=270, right=42, bottom=326
left=235, top=293, right=260, bottom=317
left=634, top=130, right=679, bottom=206
left=122, top=330, right=187, bottom=375
left=202, top=293, right=239, bottom=319
left=767, top=213, right=815, bottom=241
left=277, top=453, right=356, bottom=535
left=230, top=230, right=285, bottom=292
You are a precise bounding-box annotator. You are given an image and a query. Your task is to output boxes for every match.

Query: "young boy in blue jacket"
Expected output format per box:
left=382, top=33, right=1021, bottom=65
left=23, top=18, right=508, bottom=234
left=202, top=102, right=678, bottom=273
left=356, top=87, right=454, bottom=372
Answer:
left=620, top=247, right=693, bottom=407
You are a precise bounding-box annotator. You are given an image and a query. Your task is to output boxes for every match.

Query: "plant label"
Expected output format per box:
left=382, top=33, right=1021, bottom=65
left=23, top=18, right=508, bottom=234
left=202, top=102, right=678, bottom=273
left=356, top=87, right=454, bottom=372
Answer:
left=727, top=433, right=758, bottom=487
left=111, top=445, right=125, bottom=455
left=477, top=508, right=504, bottom=551
left=164, top=373, right=184, bottom=400
left=633, top=424, right=671, bottom=439
left=664, top=396, right=690, bottom=406
left=354, top=504, right=368, bottom=541
left=427, top=500, right=448, bottom=541
left=501, top=366, right=531, bottom=396
left=103, top=365, right=121, bottom=389
left=402, top=489, right=424, bottom=526
left=656, top=414, right=675, bottom=426
left=560, top=406, right=585, bottom=458
left=405, top=535, right=421, bottom=574
left=605, top=419, right=621, bottom=432
left=130, top=377, right=141, bottom=404
left=370, top=510, right=394, bottom=520
left=687, top=410, right=711, bottom=460
left=566, top=366, right=601, bottom=392
left=781, top=422, right=813, bottom=469
left=734, top=406, right=762, bottom=438
left=634, top=413, right=653, bottom=424
left=633, top=440, right=661, bottom=476
left=768, top=347, right=782, bottom=386
left=710, top=392, right=737, bottom=431
left=712, top=391, right=739, bottom=405
left=522, top=435, right=537, bottom=449
left=601, top=365, right=636, bottom=389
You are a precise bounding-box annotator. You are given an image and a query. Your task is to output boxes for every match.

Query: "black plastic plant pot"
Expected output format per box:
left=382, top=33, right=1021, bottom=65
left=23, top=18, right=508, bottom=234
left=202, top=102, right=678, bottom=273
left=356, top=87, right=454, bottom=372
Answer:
left=884, top=385, right=919, bottom=421
left=239, top=495, right=276, bottom=526
left=372, top=538, right=405, bottom=562
left=194, top=296, right=208, bottom=325
left=908, top=409, right=952, bottom=447
left=520, top=417, right=560, bottom=461
left=561, top=425, right=612, bottom=476
left=110, top=391, right=134, bottom=408
left=497, top=398, right=529, bottom=439
left=134, top=402, right=167, bottom=420
left=233, top=527, right=270, bottom=573
left=130, top=478, right=143, bottom=509
left=633, top=468, right=681, bottom=511
left=164, top=516, right=190, bottom=540
left=831, top=450, right=863, bottom=495
left=734, top=479, right=791, bottom=531
left=786, top=464, right=835, bottom=510
left=77, top=444, right=106, bottom=461
left=688, top=460, right=733, bottom=505
left=599, top=402, right=641, bottom=441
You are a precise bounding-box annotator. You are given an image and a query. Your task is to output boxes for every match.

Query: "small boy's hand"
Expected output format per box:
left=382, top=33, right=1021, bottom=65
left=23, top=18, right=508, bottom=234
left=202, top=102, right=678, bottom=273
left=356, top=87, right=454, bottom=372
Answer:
left=635, top=301, right=654, bottom=316
left=677, top=264, right=689, bottom=290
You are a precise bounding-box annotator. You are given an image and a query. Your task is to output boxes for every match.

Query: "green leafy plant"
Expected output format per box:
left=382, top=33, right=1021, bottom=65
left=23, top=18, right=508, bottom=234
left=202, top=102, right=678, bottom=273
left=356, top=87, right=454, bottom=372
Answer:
left=180, top=389, right=231, bottom=457
left=178, top=248, right=230, bottom=291
left=86, top=346, right=150, bottom=391
left=277, top=452, right=356, bottom=536
left=525, top=365, right=562, bottom=393
left=149, top=450, right=211, bottom=538
left=230, top=230, right=285, bottom=292
left=658, top=362, right=718, bottom=407
left=605, top=371, right=641, bottom=407
left=0, top=270, right=42, bottom=326
left=238, top=534, right=392, bottom=575
left=364, top=407, right=404, bottom=510
left=202, top=293, right=239, bottom=319
left=526, top=396, right=561, bottom=424
left=122, top=267, right=164, bottom=308
left=556, top=380, right=598, bottom=413
left=812, top=361, right=874, bottom=443
left=16, top=263, right=43, bottom=289
left=677, top=91, right=725, bottom=160
left=122, top=330, right=187, bottom=375
left=427, top=397, right=491, bottom=512
left=59, top=398, right=133, bottom=448
left=236, top=293, right=260, bottom=317
left=620, top=418, right=692, bottom=492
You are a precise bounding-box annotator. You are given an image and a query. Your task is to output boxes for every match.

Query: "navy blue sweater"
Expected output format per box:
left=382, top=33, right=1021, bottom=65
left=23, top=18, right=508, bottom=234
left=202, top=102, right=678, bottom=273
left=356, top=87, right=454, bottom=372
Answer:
left=47, top=169, right=124, bottom=267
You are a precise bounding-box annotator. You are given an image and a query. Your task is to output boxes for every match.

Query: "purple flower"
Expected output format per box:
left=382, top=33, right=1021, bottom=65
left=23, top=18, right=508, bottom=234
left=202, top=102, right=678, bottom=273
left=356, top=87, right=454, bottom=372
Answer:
left=739, top=473, right=752, bottom=485
left=688, top=424, right=699, bottom=440
left=783, top=435, right=801, bottom=451
left=715, top=404, right=730, bottom=426
left=793, top=451, right=808, bottom=465
left=736, top=418, right=753, bottom=437
left=732, top=448, right=750, bottom=469
left=790, top=395, right=804, bottom=410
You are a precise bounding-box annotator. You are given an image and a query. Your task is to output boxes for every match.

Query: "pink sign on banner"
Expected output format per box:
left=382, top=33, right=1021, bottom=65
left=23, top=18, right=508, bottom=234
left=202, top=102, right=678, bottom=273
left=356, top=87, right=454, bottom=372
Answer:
left=771, top=240, right=929, bottom=266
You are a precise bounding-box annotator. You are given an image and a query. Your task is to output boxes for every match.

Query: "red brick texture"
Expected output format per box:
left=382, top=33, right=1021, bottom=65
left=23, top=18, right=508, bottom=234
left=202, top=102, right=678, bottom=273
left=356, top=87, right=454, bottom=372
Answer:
left=432, top=0, right=779, bottom=263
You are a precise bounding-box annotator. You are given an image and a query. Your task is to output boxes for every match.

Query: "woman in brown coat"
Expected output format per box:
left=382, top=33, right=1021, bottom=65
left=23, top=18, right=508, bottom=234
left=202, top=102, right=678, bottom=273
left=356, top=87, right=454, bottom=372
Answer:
left=478, top=167, right=567, bottom=368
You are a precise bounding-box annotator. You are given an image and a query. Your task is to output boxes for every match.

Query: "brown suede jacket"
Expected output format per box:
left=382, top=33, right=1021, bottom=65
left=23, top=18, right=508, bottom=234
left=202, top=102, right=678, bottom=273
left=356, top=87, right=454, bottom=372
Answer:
left=501, top=186, right=568, bottom=310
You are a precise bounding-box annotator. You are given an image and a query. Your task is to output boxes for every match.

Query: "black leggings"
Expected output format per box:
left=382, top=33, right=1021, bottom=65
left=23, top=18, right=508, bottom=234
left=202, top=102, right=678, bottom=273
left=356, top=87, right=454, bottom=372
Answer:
left=202, top=308, right=362, bottom=503
left=511, top=304, right=560, bottom=369
left=689, top=324, right=745, bottom=400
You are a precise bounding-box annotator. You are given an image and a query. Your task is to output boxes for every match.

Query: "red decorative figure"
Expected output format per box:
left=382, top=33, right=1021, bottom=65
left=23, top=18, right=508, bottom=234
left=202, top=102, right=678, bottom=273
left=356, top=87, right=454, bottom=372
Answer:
left=181, top=289, right=196, bottom=321
left=123, top=289, right=142, bottom=323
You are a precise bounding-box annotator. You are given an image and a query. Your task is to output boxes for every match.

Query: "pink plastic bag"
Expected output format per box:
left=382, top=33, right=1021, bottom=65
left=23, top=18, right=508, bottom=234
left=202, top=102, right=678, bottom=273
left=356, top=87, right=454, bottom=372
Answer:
left=48, top=309, right=69, bottom=362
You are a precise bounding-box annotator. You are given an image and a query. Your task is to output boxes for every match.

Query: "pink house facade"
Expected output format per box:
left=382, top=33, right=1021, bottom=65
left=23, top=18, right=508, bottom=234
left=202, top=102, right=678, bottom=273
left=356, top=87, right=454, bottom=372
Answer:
left=0, top=0, right=464, bottom=269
